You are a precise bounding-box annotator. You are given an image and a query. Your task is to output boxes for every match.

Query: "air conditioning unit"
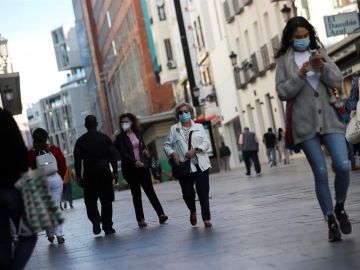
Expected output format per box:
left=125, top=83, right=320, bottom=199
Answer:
left=167, top=60, right=177, bottom=69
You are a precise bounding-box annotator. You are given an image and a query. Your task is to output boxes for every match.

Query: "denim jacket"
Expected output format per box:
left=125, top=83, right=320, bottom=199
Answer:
left=346, top=77, right=359, bottom=112
left=163, top=121, right=211, bottom=172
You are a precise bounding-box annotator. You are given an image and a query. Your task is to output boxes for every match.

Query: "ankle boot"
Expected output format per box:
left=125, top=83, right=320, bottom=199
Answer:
left=335, top=202, right=352, bottom=234
left=327, top=215, right=342, bottom=242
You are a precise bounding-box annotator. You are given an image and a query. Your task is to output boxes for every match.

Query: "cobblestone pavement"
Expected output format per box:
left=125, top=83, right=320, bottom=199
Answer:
left=26, top=158, right=360, bottom=270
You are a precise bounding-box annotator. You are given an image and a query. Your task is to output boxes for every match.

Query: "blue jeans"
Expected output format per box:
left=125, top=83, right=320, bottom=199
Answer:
left=299, top=133, right=350, bottom=215
left=266, top=147, right=277, bottom=166
left=0, top=187, right=37, bottom=270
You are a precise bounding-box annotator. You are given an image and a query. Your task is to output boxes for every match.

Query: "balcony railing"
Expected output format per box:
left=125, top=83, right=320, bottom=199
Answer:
left=234, top=38, right=278, bottom=89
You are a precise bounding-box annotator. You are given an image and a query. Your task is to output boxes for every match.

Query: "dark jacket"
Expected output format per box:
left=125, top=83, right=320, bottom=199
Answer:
left=219, top=145, right=231, bottom=157
left=114, top=131, right=148, bottom=178
left=74, top=129, right=118, bottom=178
left=0, top=108, right=28, bottom=187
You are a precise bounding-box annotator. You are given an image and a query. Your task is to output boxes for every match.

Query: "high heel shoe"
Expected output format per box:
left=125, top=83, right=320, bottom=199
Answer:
left=47, top=236, right=54, bottom=244
left=138, top=220, right=148, bottom=228
left=159, top=214, right=168, bottom=224
left=56, top=235, right=65, bottom=244
left=204, top=220, right=212, bottom=228
left=190, top=212, right=197, bottom=226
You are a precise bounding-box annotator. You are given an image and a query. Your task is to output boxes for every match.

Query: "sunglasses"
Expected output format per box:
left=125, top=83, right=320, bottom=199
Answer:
left=178, top=110, right=190, bottom=115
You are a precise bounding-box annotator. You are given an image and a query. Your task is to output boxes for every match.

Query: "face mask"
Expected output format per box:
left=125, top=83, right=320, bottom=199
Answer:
left=121, top=122, right=132, bottom=131
left=292, top=37, right=310, bottom=51
left=179, top=112, right=192, bottom=123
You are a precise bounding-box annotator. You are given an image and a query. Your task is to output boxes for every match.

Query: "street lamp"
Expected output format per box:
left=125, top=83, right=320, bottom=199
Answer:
left=281, top=4, right=292, bottom=22
left=270, top=0, right=296, bottom=22
left=229, top=51, right=252, bottom=72
left=3, top=87, right=14, bottom=101
left=193, top=86, right=200, bottom=98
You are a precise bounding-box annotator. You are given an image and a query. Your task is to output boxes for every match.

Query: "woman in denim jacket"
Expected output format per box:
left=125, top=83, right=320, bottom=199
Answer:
left=275, top=16, right=351, bottom=242
left=163, top=103, right=212, bottom=228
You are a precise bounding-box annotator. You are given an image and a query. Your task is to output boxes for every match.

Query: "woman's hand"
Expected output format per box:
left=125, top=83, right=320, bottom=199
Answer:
left=135, top=161, right=144, bottom=168
left=300, top=61, right=309, bottom=77
left=185, top=148, right=197, bottom=159
left=143, top=149, right=150, bottom=158
left=310, top=56, right=325, bottom=69
left=171, top=153, right=180, bottom=165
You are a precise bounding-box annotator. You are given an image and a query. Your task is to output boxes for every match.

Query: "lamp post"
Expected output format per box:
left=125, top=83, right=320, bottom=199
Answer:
left=229, top=51, right=252, bottom=72
left=270, top=0, right=296, bottom=22
left=173, top=0, right=200, bottom=107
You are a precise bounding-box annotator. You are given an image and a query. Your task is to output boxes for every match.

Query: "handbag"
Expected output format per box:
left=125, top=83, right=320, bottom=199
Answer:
left=14, top=169, right=64, bottom=236
left=36, top=150, right=58, bottom=176
left=170, top=131, right=193, bottom=179
left=346, top=82, right=360, bottom=144
left=148, top=155, right=161, bottom=180
left=285, top=101, right=301, bottom=153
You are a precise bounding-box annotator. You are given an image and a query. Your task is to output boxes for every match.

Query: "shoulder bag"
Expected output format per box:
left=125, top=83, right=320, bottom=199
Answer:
left=346, top=79, right=360, bottom=144
left=170, top=131, right=193, bottom=179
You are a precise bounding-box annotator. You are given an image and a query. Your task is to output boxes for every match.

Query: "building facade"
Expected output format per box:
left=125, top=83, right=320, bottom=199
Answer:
left=78, top=0, right=174, bottom=131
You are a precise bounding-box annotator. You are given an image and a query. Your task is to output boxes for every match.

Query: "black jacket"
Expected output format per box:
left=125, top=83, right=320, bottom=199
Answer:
left=74, top=129, right=118, bottom=177
left=114, top=132, right=148, bottom=175
left=0, top=109, right=28, bottom=187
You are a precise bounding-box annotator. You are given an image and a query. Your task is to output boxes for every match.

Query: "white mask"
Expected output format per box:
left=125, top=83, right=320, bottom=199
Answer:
left=121, top=122, right=132, bottom=131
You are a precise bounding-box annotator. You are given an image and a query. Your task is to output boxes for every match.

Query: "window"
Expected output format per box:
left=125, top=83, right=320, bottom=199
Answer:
left=194, top=16, right=205, bottom=50
left=158, top=4, right=166, bottom=21
left=333, top=0, right=343, bottom=7
left=164, top=39, right=173, bottom=61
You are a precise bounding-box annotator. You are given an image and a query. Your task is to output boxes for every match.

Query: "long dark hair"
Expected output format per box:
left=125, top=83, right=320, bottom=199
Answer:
left=32, top=128, right=49, bottom=150
left=119, top=113, right=140, bottom=134
left=275, top=16, right=323, bottom=59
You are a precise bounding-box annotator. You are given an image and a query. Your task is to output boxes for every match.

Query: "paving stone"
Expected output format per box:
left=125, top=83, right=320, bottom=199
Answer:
left=25, top=158, right=360, bottom=270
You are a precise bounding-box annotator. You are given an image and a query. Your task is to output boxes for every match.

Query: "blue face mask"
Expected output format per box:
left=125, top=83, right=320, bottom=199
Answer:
left=179, top=112, right=192, bottom=123
left=293, top=37, right=310, bottom=51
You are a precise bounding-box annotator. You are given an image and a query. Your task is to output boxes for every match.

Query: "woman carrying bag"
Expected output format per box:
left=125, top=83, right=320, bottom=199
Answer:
left=28, top=128, right=67, bottom=244
left=163, top=102, right=212, bottom=228
left=275, top=16, right=351, bottom=242
left=115, top=113, right=168, bottom=228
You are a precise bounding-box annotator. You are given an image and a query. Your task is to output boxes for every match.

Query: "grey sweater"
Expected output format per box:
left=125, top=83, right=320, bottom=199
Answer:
left=275, top=48, right=344, bottom=145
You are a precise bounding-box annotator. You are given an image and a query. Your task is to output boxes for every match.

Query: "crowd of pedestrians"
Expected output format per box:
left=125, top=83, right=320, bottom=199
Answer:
left=1, top=15, right=359, bottom=269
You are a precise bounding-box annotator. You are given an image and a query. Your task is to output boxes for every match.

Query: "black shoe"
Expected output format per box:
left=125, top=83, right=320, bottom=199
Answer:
left=327, top=215, right=342, bottom=242
left=93, top=220, right=101, bottom=235
left=70, top=204, right=74, bottom=209
left=104, top=228, right=116, bottom=235
left=335, top=202, right=352, bottom=235
left=159, top=214, right=168, bottom=224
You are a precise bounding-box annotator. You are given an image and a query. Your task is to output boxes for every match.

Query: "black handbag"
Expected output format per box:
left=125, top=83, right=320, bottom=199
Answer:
left=170, top=131, right=193, bottom=179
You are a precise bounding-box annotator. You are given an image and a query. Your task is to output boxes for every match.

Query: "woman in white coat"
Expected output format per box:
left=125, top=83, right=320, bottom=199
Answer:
left=163, top=103, right=212, bottom=228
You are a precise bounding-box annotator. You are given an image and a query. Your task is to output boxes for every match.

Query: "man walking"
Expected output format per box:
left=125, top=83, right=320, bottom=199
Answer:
left=219, top=142, right=231, bottom=171
left=239, top=127, right=262, bottom=177
left=263, top=128, right=277, bottom=167
left=74, top=115, right=118, bottom=235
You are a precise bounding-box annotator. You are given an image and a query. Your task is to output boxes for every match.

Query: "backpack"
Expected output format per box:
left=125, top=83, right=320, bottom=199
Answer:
left=36, top=150, right=58, bottom=176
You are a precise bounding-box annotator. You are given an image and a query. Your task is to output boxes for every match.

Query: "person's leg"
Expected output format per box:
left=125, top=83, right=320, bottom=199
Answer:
left=126, top=174, right=145, bottom=222
left=0, top=192, right=12, bottom=270
left=346, top=140, right=356, bottom=169
left=0, top=188, right=37, bottom=270
left=67, top=183, right=73, bottom=207
left=226, top=156, right=230, bottom=171
left=323, top=134, right=350, bottom=205
left=271, top=147, right=277, bottom=166
left=140, top=169, right=165, bottom=216
left=97, top=169, right=114, bottom=231
left=299, top=136, right=333, bottom=216
left=84, top=187, right=100, bottom=224
left=178, top=174, right=196, bottom=214
left=50, top=175, right=64, bottom=237
left=243, top=151, right=251, bottom=175
left=194, top=168, right=211, bottom=221
left=250, top=151, right=261, bottom=174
